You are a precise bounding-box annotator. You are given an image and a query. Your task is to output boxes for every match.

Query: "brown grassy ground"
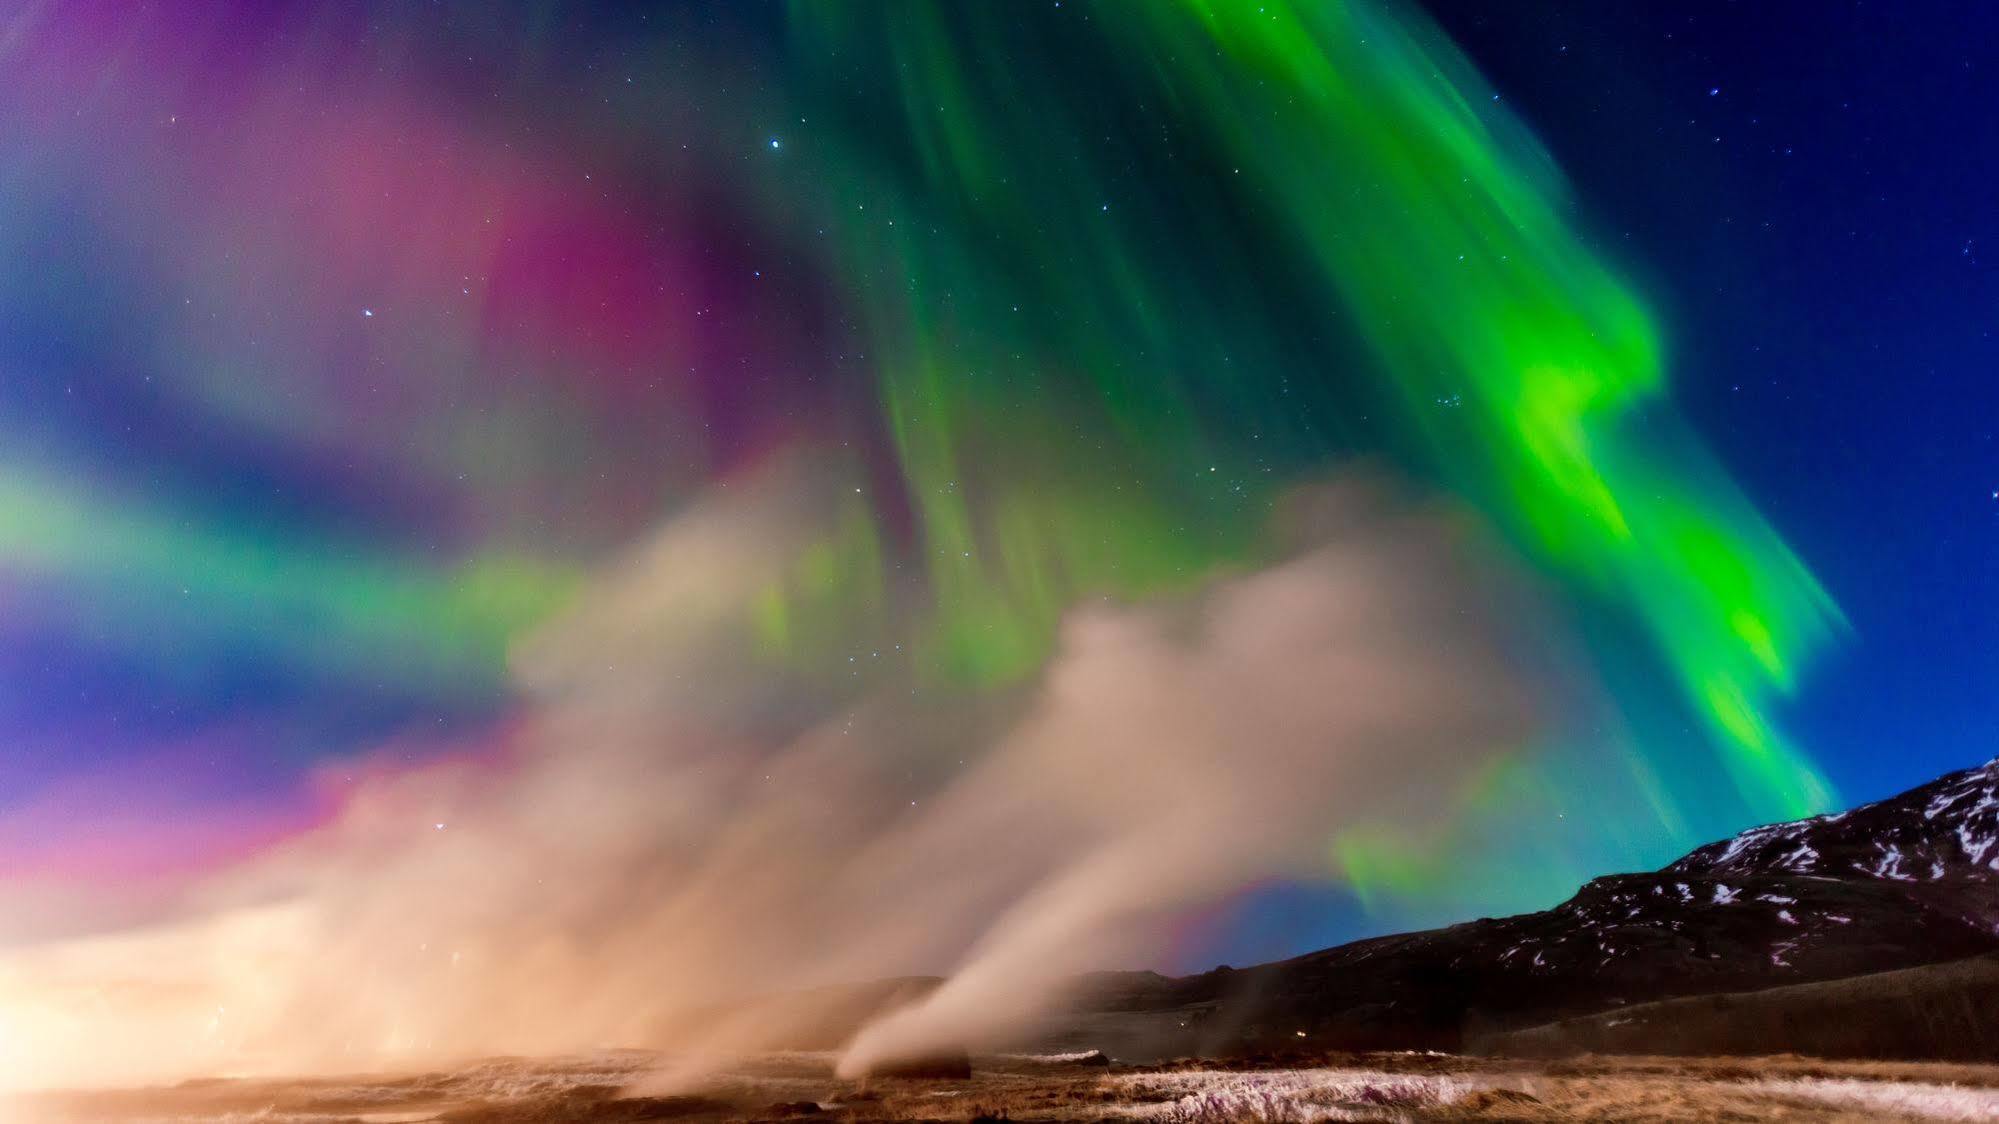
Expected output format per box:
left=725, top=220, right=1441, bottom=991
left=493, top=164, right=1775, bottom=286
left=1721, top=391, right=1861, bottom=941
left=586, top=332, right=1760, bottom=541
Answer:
left=16, top=1049, right=1999, bottom=1123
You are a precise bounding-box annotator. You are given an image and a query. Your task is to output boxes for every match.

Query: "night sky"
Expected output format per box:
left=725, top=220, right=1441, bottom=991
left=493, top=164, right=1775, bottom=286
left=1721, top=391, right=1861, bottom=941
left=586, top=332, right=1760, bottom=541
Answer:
left=1429, top=1, right=1999, bottom=809
left=0, top=0, right=1994, bottom=973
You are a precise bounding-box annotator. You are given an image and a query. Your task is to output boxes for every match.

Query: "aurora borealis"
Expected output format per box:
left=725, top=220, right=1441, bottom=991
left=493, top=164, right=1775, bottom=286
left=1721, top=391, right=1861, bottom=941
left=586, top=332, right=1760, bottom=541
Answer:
left=784, top=0, right=1842, bottom=824
left=2, top=0, right=1995, bottom=1080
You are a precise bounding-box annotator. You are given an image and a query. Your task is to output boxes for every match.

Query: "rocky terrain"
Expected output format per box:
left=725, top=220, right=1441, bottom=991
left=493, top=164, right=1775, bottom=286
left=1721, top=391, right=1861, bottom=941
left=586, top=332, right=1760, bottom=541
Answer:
left=1036, top=756, right=1999, bottom=1058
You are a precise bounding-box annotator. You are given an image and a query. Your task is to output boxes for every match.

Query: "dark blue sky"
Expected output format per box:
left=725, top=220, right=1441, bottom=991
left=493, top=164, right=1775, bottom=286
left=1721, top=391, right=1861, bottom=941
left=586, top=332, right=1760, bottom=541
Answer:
left=1430, top=0, right=1999, bottom=807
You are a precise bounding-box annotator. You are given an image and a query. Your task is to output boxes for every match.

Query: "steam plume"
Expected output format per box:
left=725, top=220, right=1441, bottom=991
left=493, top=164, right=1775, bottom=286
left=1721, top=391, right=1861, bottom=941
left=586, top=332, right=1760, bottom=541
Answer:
left=0, top=466, right=1537, bottom=1091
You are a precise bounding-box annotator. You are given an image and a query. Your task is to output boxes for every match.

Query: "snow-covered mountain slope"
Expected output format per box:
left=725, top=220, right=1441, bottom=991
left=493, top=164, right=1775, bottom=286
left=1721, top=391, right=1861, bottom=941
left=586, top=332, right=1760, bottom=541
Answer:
left=1669, top=757, right=1999, bottom=885
left=1068, top=758, right=1999, bottom=1054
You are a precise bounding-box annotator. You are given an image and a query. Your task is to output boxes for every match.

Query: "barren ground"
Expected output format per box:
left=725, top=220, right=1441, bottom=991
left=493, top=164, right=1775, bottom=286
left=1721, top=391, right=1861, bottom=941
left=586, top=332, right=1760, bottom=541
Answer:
left=16, top=1050, right=1999, bottom=1123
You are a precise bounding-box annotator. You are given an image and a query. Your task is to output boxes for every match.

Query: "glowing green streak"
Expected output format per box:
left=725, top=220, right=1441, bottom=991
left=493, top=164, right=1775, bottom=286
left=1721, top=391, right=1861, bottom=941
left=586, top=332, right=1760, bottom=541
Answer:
left=0, top=464, right=575, bottom=695
left=751, top=495, right=888, bottom=664
left=829, top=197, right=1253, bottom=685
left=1123, top=0, right=1840, bottom=815
left=788, top=0, right=1841, bottom=824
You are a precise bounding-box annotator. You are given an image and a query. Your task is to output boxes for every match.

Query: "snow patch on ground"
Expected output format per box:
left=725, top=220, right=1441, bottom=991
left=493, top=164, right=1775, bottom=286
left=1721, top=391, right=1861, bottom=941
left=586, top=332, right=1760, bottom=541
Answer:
left=1780, top=842, right=1818, bottom=871
left=1001, top=1050, right=1112, bottom=1065
left=1769, top=936, right=1803, bottom=967
left=1756, top=1077, right=1999, bottom=1121
left=1113, top=1069, right=1482, bottom=1122
left=1874, top=843, right=1915, bottom=881
left=1957, top=822, right=1995, bottom=867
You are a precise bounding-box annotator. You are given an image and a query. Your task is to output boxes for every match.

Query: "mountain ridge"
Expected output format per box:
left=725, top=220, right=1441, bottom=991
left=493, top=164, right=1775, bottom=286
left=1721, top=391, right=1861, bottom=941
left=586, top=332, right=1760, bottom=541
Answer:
left=1038, top=756, right=1999, bottom=1057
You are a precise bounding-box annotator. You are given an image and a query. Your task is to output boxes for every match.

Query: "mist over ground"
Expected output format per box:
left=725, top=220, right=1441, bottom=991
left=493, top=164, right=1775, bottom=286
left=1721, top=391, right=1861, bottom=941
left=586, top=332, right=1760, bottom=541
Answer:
left=0, top=469, right=1542, bottom=1091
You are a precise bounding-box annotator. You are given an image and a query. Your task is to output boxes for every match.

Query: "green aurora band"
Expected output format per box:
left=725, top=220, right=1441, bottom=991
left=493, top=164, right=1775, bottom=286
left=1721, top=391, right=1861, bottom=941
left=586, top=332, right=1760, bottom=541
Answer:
left=0, top=0, right=1846, bottom=920
left=768, top=0, right=1842, bottom=870
left=0, top=461, right=576, bottom=705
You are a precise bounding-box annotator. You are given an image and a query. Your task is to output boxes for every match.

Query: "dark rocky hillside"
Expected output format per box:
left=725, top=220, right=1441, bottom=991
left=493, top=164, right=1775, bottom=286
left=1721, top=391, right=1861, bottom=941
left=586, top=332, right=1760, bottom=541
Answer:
left=1483, top=951, right=1999, bottom=1061
left=1043, top=757, right=1999, bottom=1057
